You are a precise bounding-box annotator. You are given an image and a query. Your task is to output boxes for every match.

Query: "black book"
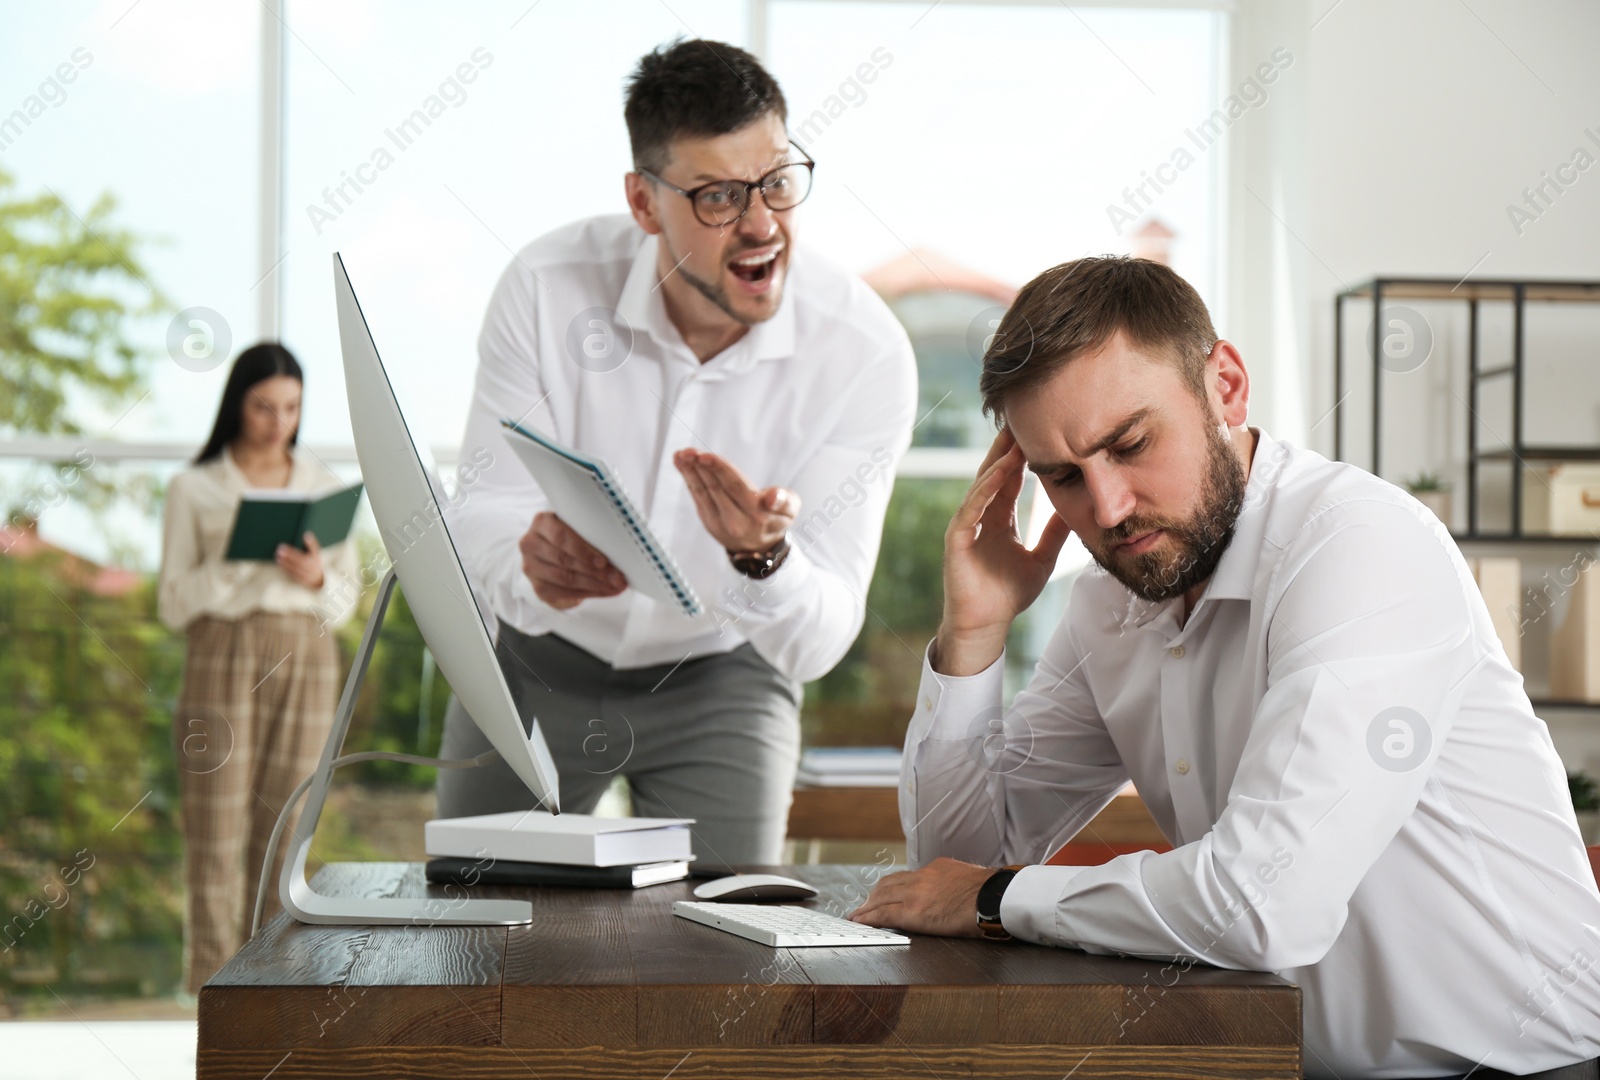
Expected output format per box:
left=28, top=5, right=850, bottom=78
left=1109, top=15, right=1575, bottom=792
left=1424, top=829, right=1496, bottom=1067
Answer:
left=424, top=856, right=690, bottom=889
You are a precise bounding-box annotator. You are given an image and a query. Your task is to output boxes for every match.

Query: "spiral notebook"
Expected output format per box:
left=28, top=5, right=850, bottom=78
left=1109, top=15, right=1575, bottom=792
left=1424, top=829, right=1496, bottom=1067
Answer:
left=500, top=419, right=702, bottom=617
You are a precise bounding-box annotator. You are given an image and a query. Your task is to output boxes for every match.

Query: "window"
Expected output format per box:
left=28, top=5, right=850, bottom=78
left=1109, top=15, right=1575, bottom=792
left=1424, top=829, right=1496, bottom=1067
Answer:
left=766, top=1, right=1224, bottom=728
left=278, top=0, right=747, bottom=450
left=0, top=1, right=1227, bottom=1016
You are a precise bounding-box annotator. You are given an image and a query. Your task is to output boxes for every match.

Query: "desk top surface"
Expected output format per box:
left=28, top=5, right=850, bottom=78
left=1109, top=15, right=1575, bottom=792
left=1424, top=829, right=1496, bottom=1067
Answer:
left=201, top=862, right=1300, bottom=1065
left=215, top=862, right=1294, bottom=990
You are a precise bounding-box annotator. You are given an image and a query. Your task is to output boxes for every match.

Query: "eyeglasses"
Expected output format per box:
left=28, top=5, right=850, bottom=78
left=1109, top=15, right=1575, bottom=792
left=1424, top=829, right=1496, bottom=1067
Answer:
left=638, top=141, right=815, bottom=227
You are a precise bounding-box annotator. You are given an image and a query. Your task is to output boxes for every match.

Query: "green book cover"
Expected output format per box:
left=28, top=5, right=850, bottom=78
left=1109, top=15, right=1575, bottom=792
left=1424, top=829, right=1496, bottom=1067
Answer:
left=224, top=481, right=364, bottom=561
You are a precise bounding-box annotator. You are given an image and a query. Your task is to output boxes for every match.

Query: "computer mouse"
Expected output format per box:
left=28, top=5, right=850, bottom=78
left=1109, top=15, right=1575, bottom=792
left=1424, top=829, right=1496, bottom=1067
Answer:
left=692, top=873, right=819, bottom=902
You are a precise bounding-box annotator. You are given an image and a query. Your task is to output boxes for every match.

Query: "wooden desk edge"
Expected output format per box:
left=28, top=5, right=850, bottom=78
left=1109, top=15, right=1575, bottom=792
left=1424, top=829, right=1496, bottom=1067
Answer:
left=199, top=1042, right=1302, bottom=1079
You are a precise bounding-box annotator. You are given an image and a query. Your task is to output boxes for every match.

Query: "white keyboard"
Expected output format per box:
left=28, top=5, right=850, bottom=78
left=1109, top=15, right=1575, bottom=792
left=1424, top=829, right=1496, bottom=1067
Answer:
left=672, top=901, right=911, bottom=947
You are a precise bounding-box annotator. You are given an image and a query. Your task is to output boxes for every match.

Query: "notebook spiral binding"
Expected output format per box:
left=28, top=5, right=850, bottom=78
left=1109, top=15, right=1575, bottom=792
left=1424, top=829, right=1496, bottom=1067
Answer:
left=500, top=418, right=703, bottom=618
left=595, top=473, right=702, bottom=617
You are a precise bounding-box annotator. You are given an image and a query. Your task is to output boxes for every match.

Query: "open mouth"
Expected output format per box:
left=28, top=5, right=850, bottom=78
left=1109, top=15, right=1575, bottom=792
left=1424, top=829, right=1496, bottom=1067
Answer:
left=728, top=246, right=782, bottom=286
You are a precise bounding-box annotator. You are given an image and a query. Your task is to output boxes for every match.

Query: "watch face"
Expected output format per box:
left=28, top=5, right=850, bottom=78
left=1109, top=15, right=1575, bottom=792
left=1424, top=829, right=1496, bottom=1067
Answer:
left=977, top=868, right=1017, bottom=922
left=731, top=553, right=773, bottom=578
left=731, top=536, right=789, bottom=579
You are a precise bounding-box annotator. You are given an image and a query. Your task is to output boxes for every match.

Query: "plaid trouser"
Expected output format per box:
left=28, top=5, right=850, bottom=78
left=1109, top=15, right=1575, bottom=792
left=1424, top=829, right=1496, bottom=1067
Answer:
left=173, top=612, right=340, bottom=993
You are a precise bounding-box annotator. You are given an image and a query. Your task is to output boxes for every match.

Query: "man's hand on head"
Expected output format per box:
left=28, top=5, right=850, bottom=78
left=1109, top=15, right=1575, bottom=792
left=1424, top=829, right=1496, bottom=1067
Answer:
left=848, top=857, right=994, bottom=938
left=673, top=448, right=798, bottom=552
left=519, top=511, right=627, bottom=610
left=934, top=427, right=1074, bottom=677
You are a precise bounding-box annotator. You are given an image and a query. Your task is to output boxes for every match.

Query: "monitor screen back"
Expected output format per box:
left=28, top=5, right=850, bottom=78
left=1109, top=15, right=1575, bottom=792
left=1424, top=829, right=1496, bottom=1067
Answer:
left=333, top=253, right=560, bottom=813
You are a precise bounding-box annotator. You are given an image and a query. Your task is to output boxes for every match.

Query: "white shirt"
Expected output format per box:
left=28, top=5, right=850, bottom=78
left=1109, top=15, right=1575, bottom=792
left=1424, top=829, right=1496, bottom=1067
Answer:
left=158, top=447, right=360, bottom=633
left=450, top=214, right=918, bottom=682
left=902, top=426, right=1600, bottom=1078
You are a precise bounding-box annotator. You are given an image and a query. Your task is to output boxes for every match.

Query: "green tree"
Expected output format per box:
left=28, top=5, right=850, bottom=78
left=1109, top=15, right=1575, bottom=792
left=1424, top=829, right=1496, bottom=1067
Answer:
left=0, top=168, right=165, bottom=525
left=0, top=169, right=163, bottom=435
left=801, top=476, right=1064, bottom=748
left=0, top=556, right=187, bottom=1005
left=802, top=478, right=967, bottom=746
left=0, top=171, right=179, bottom=1008
left=334, top=536, right=454, bottom=789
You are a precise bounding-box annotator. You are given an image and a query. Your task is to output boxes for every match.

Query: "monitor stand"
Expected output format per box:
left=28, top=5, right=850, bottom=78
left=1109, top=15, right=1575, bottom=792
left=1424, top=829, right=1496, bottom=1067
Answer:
left=278, top=567, right=534, bottom=926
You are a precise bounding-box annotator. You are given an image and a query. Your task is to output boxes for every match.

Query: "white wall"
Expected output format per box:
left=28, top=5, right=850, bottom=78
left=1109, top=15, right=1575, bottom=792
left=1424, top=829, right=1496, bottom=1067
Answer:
left=1255, top=0, right=1600, bottom=769
left=1297, top=0, right=1600, bottom=458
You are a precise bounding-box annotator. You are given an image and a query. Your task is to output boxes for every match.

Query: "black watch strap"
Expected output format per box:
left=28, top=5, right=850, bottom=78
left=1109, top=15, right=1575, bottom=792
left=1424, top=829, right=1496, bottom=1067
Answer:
left=728, top=534, right=790, bottom=580
left=976, top=865, right=1024, bottom=940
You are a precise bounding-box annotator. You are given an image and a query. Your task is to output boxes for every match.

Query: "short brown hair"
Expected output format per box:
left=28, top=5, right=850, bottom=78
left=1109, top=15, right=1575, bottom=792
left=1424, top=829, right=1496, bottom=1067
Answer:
left=979, top=256, right=1217, bottom=420
left=625, top=39, right=788, bottom=174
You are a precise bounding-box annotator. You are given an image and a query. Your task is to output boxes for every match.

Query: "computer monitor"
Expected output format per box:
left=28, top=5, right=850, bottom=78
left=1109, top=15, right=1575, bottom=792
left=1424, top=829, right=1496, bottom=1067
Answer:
left=334, top=253, right=560, bottom=810
left=274, top=255, right=561, bottom=926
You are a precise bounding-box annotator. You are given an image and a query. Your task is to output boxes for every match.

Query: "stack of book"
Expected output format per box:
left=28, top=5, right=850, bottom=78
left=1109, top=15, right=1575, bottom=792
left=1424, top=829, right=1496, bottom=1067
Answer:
left=795, top=746, right=902, bottom=788
left=424, top=811, right=695, bottom=889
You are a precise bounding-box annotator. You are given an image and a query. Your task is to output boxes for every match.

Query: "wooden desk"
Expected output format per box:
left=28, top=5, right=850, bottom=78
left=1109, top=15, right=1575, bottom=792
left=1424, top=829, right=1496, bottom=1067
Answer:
left=200, top=862, right=1301, bottom=1079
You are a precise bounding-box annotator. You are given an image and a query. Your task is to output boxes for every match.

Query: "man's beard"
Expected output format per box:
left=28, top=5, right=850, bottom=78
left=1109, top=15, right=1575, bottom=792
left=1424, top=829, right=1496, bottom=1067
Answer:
left=1087, top=419, right=1248, bottom=604
left=661, top=234, right=777, bottom=328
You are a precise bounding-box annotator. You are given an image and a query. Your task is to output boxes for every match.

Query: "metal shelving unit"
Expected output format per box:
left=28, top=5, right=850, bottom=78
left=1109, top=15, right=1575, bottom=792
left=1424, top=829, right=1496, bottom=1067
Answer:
left=1333, top=276, right=1600, bottom=712
left=1333, top=276, right=1600, bottom=542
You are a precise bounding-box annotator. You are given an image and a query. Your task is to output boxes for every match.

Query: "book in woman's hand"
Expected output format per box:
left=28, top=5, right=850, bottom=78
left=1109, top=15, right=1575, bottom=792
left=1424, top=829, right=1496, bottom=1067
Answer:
left=224, top=481, right=364, bottom=561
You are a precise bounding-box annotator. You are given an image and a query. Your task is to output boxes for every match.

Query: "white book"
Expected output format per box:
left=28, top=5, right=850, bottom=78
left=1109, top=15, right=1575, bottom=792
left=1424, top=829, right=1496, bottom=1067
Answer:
left=796, top=771, right=901, bottom=788
left=628, top=861, right=694, bottom=887
left=798, top=747, right=903, bottom=774
left=425, top=811, right=696, bottom=868
left=500, top=419, right=701, bottom=616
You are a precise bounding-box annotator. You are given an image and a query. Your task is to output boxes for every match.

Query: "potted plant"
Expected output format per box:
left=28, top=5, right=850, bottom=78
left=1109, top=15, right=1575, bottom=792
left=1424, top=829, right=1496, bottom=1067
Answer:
left=1571, top=772, right=1600, bottom=844
left=1405, top=471, right=1453, bottom=526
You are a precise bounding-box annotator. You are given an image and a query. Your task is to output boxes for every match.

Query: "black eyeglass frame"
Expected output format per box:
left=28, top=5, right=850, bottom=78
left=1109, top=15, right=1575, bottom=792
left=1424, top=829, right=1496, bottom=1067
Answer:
left=636, top=139, right=816, bottom=227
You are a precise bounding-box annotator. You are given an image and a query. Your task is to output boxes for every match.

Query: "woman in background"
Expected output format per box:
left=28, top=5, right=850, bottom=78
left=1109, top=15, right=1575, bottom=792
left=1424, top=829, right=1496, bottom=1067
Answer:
left=157, top=343, right=358, bottom=994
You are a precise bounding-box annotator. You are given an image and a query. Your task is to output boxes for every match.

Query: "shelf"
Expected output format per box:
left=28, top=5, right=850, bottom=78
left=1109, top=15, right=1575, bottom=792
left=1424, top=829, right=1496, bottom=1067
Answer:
left=1341, top=278, right=1600, bottom=303
left=1452, top=533, right=1600, bottom=545
left=1532, top=699, right=1600, bottom=711
left=1337, top=273, right=1600, bottom=541
left=1474, top=446, right=1600, bottom=463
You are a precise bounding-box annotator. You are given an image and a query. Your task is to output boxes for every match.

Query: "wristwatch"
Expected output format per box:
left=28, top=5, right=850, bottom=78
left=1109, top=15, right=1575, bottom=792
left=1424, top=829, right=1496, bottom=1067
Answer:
left=728, top=534, right=791, bottom=580
left=976, top=864, right=1025, bottom=940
